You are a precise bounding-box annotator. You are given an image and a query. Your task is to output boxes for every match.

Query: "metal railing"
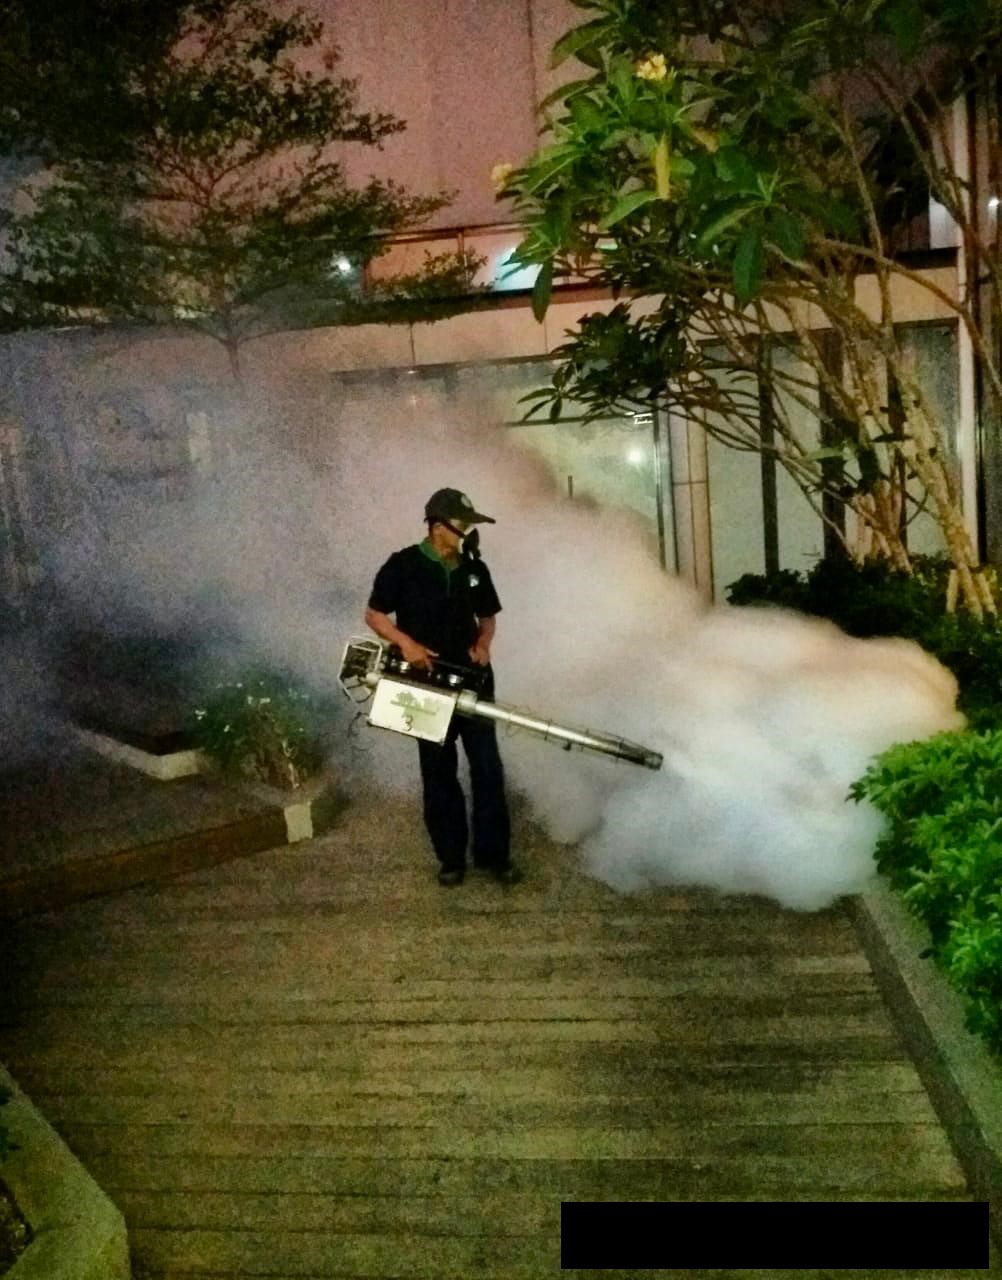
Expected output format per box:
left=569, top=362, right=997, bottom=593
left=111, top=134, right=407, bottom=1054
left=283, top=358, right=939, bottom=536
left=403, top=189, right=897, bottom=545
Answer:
left=367, top=221, right=562, bottom=293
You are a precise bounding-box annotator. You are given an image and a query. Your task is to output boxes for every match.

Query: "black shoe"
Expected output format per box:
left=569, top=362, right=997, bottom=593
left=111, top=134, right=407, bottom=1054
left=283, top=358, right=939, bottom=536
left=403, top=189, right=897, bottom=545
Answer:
left=437, top=867, right=465, bottom=886
left=490, top=863, right=523, bottom=885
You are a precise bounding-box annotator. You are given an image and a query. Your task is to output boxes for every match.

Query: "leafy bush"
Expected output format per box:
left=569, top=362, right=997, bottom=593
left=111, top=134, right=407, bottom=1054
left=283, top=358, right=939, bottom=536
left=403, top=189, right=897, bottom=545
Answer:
left=917, top=613, right=1002, bottom=730
left=193, top=670, right=327, bottom=791
left=725, top=568, right=809, bottom=611
left=851, top=731, right=1002, bottom=1056
left=726, top=556, right=1002, bottom=726
left=804, top=555, right=952, bottom=640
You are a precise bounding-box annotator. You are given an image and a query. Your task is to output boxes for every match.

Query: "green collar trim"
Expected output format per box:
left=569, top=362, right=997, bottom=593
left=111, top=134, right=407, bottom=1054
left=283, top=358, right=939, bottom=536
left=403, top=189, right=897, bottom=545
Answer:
left=420, top=539, right=457, bottom=573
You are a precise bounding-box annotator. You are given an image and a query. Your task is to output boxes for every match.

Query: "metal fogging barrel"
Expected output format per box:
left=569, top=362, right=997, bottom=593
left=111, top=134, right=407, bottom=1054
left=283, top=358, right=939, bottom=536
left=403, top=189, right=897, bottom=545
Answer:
left=338, top=637, right=663, bottom=771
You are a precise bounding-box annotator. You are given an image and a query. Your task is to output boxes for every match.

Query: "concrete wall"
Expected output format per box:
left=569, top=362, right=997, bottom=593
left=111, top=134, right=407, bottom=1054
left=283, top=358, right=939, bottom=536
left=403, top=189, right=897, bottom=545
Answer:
left=309, top=0, right=578, bottom=229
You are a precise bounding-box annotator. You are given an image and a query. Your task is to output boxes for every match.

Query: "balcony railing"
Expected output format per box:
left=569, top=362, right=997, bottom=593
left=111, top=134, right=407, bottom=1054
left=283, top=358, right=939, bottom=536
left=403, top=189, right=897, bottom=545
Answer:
left=366, top=221, right=542, bottom=293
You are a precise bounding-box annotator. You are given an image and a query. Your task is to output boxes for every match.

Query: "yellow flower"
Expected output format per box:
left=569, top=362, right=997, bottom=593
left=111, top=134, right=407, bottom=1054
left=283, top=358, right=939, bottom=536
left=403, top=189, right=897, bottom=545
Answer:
left=490, top=162, right=515, bottom=194
left=636, top=52, right=669, bottom=82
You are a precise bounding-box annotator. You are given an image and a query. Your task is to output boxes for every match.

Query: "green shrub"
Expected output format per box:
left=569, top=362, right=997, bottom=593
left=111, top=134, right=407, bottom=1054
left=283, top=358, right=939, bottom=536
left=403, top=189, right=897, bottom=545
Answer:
left=725, top=568, right=809, bottom=611
left=851, top=730, right=1002, bottom=1057
left=725, top=554, right=953, bottom=636
left=918, top=612, right=1002, bottom=730
left=193, top=670, right=327, bottom=790
left=803, top=555, right=951, bottom=640
left=726, top=556, right=1002, bottom=726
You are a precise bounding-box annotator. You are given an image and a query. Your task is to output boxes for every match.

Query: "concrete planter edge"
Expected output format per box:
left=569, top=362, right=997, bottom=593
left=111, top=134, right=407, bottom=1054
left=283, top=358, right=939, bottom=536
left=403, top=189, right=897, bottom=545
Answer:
left=849, top=881, right=1001, bottom=1246
left=235, top=769, right=340, bottom=844
left=0, top=1064, right=129, bottom=1280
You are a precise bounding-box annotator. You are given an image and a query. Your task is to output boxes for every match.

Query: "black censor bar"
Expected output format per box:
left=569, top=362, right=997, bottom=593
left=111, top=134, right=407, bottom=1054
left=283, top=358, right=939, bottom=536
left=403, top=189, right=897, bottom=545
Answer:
left=560, top=1200, right=991, bottom=1270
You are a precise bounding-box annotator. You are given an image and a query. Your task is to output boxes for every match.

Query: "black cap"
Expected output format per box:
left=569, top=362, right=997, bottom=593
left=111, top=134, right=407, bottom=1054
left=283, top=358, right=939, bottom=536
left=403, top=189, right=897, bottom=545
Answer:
left=424, top=488, right=496, bottom=524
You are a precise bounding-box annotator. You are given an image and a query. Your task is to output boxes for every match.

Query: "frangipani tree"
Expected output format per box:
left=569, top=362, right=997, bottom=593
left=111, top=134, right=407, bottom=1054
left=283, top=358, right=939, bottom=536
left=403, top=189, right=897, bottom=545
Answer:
left=506, top=0, right=1002, bottom=616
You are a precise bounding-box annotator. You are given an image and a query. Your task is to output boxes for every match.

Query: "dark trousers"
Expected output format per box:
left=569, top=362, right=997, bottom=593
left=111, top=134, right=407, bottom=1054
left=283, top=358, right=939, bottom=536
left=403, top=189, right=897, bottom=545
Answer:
left=417, top=715, right=511, bottom=871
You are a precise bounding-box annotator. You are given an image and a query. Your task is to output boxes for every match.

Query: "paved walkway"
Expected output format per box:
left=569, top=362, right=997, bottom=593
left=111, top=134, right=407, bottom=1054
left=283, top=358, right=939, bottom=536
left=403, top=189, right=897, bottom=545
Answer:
left=0, top=783, right=992, bottom=1279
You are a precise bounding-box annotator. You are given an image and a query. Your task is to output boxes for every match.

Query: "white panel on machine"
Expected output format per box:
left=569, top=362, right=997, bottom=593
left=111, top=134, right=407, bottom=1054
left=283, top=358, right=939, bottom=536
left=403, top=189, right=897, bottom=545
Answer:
left=367, top=677, right=458, bottom=744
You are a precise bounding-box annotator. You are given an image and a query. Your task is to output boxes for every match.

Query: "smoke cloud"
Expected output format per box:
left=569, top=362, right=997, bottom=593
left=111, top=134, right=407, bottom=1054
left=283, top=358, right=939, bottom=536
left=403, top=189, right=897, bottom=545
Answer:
left=19, top=356, right=963, bottom=910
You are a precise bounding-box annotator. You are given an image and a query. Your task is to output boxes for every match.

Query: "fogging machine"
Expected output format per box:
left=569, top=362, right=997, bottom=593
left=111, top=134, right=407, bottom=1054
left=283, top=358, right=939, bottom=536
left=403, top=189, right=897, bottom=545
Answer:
left=338, top=637, right=663, bottom=771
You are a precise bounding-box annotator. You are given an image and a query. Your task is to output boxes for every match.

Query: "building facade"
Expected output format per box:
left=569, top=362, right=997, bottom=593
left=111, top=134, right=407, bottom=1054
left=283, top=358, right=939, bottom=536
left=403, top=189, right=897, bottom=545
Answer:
left=0, top=2, right=992, bottom=620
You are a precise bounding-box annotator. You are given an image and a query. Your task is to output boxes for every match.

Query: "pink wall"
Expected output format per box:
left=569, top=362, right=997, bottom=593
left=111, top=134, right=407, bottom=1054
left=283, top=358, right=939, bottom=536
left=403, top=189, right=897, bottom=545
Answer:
left=311, top=0, right=578, bottom=228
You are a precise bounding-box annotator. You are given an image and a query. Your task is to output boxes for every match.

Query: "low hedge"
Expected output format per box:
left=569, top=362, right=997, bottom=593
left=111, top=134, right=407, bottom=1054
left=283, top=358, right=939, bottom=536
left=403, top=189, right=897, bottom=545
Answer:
left=728, top=556, right=1002, bottom=1059
left=851, top=730, right=1002, bottom=1058
left=726, top=555, right=1002, bottom=727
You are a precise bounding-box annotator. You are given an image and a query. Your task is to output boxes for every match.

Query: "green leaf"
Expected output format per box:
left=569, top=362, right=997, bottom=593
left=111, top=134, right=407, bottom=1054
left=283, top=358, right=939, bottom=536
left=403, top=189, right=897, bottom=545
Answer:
left=537, top=77, right=599, bottom=113
left=569, top=94, right=607, bottom=132
left=532, top=257, right=554, bottom=322
left=768, top=208, right=805, bottom=260
left=695, top=198, right=756, bottom=250
left=521, top=145, right=581, bottom=194
left=609, top=55, right=635, bottom=106
left=732, top=224, right=764, bottom=304
left=824, top=199, right=862, bottom=239
left=801, top=446, right=847, bottom=463
left=522, top=396, right=553, bottom=421
left=882, top=0, right=924, bottom=56
left=550, top=18, right=611, bottom=68
left=599, top=188, right=659, bottom=229
left=714, top=146, right=759, bottom=191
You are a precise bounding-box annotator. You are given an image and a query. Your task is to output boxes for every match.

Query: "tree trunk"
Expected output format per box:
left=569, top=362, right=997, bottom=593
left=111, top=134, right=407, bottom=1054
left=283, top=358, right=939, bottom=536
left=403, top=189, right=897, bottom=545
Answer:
left=224, top=335, right=243, bottom=385
left=901, top=393, right=996, bottom=618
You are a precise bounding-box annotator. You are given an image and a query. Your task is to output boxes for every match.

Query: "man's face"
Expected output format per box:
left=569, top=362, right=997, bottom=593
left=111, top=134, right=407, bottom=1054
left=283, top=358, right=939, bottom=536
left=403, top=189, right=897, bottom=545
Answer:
left=437, top=517, right=471, bottom=551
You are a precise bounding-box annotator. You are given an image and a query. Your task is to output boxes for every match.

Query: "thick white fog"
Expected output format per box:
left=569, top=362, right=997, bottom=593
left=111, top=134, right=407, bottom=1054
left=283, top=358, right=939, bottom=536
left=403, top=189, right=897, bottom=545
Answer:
left=31, top=367, right=964, bottom=911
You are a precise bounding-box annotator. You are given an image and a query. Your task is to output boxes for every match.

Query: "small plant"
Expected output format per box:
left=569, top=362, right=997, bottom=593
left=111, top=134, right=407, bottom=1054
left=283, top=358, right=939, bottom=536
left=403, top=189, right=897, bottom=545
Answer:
left=851, top=730, right=1002, bottom=1058
left=193, top=670, right=326, bottom=790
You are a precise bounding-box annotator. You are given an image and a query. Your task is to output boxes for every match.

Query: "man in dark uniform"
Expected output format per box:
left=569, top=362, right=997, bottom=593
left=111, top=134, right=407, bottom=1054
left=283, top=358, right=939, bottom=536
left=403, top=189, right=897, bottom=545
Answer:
left=365, top=488, right=521, bottom=887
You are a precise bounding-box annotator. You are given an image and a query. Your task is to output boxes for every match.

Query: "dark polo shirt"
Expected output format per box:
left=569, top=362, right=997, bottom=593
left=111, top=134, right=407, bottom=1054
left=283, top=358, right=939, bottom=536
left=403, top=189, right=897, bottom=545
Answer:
left=368, top=541, right=502, bottom=665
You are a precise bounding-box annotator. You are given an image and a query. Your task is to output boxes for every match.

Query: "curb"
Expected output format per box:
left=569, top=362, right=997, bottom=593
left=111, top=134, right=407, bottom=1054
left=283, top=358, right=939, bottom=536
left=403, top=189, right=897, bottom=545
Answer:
left=0, top=810, right=289, bottom=919
left=0, top=1064, right=129, bottom=1280
left=849, top=883, right=1002, bottom=1247
left=0, top=766, right=338, bottom=920
left=72, top=726, right=207, bottom=782
left=236, top=773, right=340, bottom=845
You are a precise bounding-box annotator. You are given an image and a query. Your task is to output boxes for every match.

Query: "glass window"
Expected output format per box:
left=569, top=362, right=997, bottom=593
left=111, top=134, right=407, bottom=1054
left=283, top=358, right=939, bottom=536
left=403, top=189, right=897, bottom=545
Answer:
left=701, top=352, right=765, bottom=596
left=472, top=358, right=670, bottom=559
left=771, top=345, right=825, bottom=573
left=897, top=322, right=958, bottom=556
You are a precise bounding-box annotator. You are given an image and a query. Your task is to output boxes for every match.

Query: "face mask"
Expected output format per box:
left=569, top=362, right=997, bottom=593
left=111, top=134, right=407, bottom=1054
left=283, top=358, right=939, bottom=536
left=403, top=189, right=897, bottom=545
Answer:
left=463, top=527, right=481, bottom=561
left=440, top=518, right=479, bottom=558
